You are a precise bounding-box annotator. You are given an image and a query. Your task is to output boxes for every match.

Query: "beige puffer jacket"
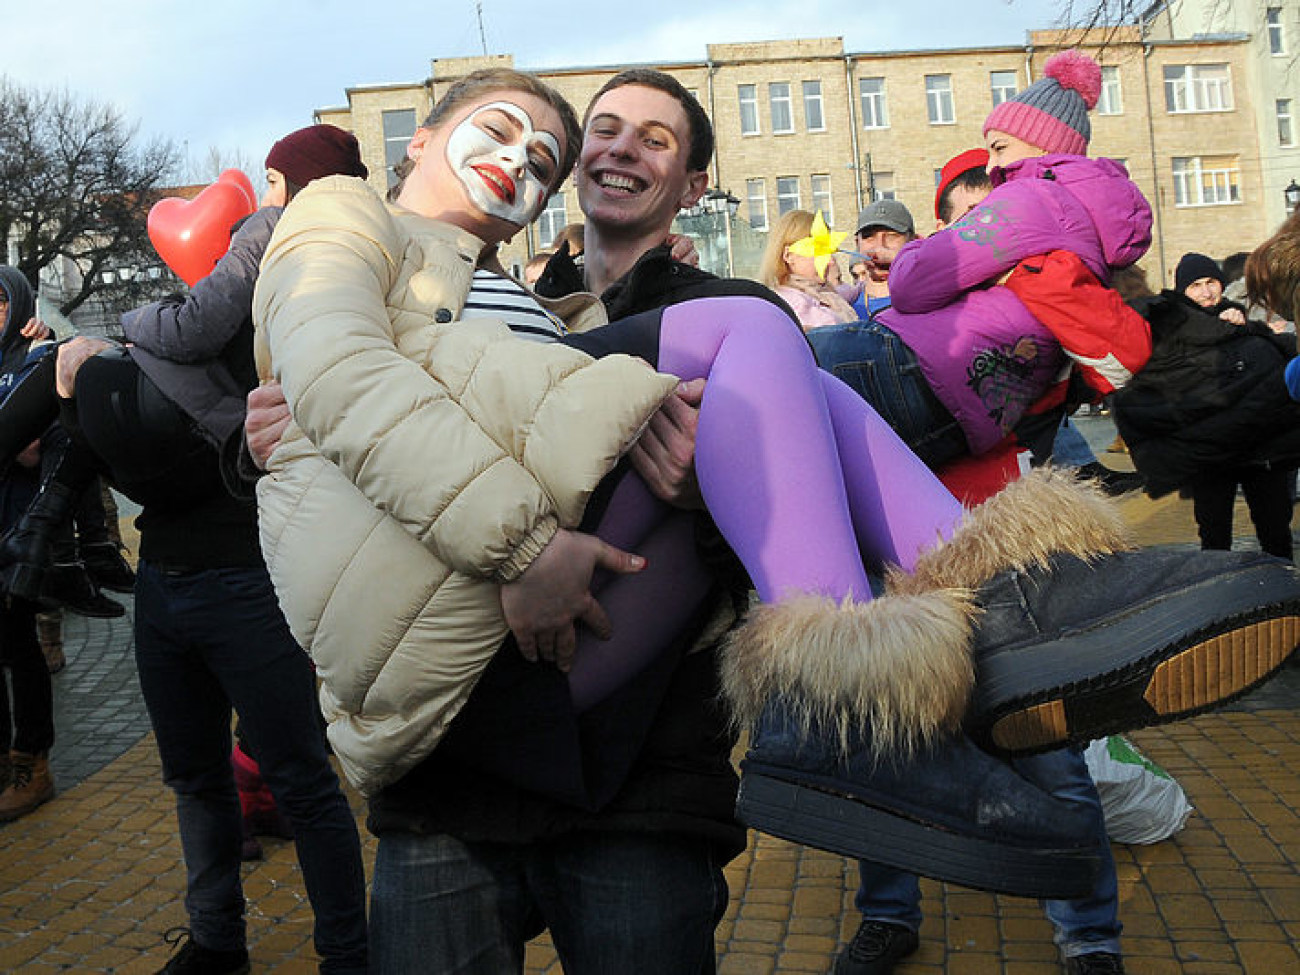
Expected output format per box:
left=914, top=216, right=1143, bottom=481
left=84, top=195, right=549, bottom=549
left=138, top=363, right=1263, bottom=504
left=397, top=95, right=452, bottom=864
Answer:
left=252, top=176, right=677, bottom=795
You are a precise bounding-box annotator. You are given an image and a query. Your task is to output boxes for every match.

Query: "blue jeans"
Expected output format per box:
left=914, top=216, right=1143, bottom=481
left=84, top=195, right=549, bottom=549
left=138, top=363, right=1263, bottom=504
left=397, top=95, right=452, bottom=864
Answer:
left=1053, top=418, right=1098, bottom=467
left=133, top=561, right=367, bottom=973
left=854, top=745, right=1121, bottom=959
left=807, top=320, right=967, bottom=469
left=370, top=829, right=729, bottom=974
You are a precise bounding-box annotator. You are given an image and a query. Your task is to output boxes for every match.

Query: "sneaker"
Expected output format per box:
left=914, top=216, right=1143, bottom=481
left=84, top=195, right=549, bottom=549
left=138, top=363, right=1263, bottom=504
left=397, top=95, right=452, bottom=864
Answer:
left=833, top=920, right=919, bottom=975
left=156, top=928, right=250, bottom=975
left=81, top=540, right=136, bottom=593
left=1065, top=952, right=1125, bottom=974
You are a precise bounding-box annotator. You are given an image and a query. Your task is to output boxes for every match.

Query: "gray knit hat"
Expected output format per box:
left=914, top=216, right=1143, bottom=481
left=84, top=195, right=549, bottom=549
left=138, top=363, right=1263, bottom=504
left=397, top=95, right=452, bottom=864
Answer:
left=983, top=50, right=1102, bottom=156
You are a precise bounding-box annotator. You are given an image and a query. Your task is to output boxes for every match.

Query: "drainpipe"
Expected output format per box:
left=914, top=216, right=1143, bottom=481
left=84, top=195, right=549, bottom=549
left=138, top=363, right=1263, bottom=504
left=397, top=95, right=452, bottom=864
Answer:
left=707, top=57, right=720, bottom=189
left=1141, top=39, right=1167, bottom=283
left=845, top=55, right=863, bottom=211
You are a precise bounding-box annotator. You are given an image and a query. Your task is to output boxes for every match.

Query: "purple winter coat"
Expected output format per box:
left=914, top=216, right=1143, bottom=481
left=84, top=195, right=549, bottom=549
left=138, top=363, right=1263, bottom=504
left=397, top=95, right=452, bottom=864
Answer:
left=880, top=154, right=1152, bottom=455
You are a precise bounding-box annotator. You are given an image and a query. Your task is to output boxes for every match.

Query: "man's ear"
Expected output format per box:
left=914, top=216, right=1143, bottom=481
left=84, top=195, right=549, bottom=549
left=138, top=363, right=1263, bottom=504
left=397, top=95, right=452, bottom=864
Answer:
left=678, top=170, right=709, bottom=209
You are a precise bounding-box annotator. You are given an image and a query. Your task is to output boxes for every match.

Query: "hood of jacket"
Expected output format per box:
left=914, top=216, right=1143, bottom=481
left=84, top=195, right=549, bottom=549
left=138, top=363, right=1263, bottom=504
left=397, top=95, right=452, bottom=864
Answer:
left=0, top=267, right=36, bottom=377
left=993, top=154, right=1152, bottom=272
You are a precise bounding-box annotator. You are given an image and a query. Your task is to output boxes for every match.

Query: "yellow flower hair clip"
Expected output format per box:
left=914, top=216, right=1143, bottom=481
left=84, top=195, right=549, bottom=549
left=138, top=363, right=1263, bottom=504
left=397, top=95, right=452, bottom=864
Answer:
left=787, top=211, right=848, bottom=281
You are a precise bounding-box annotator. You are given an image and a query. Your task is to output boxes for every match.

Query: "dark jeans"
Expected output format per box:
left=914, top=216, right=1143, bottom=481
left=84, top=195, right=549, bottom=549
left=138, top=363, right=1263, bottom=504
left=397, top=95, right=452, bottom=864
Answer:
left=133, top=561, right=367, bottom=973
left=806, top=321, right=967, bottom=469
left=0, top=597, right=53, bottom=755
left=369, top=830, right=729, bottom=974
left=1191, top=465, right=1294, bottom=560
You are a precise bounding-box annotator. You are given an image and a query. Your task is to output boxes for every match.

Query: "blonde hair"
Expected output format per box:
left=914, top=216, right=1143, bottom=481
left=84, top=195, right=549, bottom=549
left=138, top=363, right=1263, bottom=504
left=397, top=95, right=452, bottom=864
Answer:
left=388, top=68, right=582, bottom=202
left=758, top=210, right=817, bottom=289
left=1246, top=209, right=1300, bottom=324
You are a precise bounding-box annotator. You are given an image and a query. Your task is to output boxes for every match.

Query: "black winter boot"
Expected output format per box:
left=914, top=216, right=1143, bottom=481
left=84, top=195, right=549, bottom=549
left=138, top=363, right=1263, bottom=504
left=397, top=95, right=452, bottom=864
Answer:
left=0, top=439, right=101, bottom=601
left=968, top=548, right=1300, bottom=753
left=735, top=698, right=1101, bottom=899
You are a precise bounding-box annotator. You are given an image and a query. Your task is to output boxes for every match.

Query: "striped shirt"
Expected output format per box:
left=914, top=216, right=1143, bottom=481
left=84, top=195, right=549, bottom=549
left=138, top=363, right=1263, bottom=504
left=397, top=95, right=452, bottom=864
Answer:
left=461, top=269, right=566, bottom=342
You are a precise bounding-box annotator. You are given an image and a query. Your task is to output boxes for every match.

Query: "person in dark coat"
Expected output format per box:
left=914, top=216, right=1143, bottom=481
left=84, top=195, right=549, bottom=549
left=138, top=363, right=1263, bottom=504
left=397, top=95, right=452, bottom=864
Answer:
left=1113, top=255, right=1300, bottom=559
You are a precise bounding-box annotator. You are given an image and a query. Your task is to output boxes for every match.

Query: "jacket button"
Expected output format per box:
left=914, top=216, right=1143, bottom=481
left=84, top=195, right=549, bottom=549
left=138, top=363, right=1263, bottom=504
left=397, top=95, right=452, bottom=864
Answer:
left=434, top=308, right=453, bottom=323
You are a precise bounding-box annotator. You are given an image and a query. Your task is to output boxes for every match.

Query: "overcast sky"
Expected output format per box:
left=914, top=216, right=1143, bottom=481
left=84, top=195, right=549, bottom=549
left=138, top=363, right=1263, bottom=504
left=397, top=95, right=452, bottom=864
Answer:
left=7, top=0, right=1071, bottom=184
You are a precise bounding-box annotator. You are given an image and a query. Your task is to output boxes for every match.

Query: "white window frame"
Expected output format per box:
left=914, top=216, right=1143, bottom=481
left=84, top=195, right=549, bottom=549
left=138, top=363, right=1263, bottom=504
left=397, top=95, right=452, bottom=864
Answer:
left=1279, top=99, right=1296, bottom=147
left=802, top=80, right=825, bottom=132
left=776, top=177, right=801, bottom=215
left=746, top=178, right=768, bottom=231
left=382, top=108, right=417, bottom=188
left=859, top=77, right=889, bottom=130
left=1097, top=66, right=1122, bottom=115
left=810, top=174, right=833, bottom=226
left=1164, top=64, right=1233, bottom=113
left=1172, top=156, right=1242, bottom=207
left=1268, top=7, right=1287, bottom=55
left=769, top=82, right=794, bottom=135
left=739, top=84, right=760, bottom=136
left=536, top=193, right=567, bottom=249
left=870, top=172, right=896, bottom=202
left=926, top=74, right=955, bottom=125
left=990, top=70, right=1018, bottom=107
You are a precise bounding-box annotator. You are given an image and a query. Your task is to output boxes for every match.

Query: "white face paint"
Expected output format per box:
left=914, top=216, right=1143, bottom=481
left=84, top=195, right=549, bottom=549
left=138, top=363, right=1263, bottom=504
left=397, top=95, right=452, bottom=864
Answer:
left=445, top=100, right=562, bottom=227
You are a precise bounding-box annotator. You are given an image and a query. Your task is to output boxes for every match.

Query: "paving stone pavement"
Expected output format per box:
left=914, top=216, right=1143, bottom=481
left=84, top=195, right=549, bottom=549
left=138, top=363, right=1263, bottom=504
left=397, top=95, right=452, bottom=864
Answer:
left=3, top=419, right=1300, bottom=973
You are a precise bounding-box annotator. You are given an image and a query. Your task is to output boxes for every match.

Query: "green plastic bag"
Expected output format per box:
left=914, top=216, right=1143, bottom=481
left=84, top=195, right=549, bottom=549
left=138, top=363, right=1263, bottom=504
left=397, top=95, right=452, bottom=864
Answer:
left=1084, top=736, right=1193, bottom=844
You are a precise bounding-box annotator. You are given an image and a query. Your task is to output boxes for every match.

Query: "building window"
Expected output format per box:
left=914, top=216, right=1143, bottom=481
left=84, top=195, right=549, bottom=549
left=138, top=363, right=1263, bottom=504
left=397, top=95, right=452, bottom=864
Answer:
left=811, top=174, right=833, bottom=225
left=802, top=81, right=825, bottom=132
left=1172, top=155, right=1242, bottom=207
left=536, top=193, right=567, bottom=248
left=776, top=177, right=801, bottom=215
left=1164, top=64, right=1233, bottom=113
left=746, top=178, right=768, bottom=231
left=770, top=82, right=794, bottom=134
left=990, top=70, right=1018, bottom=106
left=382, top=109, right=417, bottom=188
left=926, top=74, right=955, bottom=125
left=1279, top=99, right=1296, bottom=147
left=870, top=172, right=896, bottom=202
left=1268, top=7, right=1287, bottom=55
left=859, top=77, right=889, bottom=129
left=1097, top=66, right=1122, bottom=115
left=739, top=85, right=760, bottom=135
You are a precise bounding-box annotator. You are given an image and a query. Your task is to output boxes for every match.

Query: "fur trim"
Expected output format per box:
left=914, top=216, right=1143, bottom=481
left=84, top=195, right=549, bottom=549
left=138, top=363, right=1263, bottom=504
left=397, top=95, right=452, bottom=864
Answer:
left=889, top=466, right=1134, bottom=597
left=720, top=589, right=978, bottom=758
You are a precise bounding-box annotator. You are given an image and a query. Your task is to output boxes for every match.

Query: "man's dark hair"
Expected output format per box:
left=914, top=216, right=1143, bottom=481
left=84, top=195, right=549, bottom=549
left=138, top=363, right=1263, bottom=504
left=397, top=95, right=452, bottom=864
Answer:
left=586, top=69, right=714, bottom=174
left=1220, top=251, right=1250, bottom=286
left=937, top=167, right=993, bottom=226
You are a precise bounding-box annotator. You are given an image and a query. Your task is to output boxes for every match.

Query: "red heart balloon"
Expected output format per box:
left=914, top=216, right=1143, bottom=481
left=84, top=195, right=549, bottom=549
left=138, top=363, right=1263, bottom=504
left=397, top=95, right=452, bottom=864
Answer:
left=148, top=178, right=256, bottom=286
left=219, top=168, right=258, bottom=210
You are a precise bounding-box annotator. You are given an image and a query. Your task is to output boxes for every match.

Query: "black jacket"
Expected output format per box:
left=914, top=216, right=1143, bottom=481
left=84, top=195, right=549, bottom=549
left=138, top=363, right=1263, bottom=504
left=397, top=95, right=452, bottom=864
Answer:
left=367, top=244, right=791, bottom=858
left=1112, top=290, right=1300, bottom=497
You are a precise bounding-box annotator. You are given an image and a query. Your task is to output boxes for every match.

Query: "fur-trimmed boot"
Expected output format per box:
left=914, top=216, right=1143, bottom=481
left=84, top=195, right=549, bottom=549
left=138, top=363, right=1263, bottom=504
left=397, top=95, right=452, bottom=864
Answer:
left=890, top=467, right=1300, bottom=753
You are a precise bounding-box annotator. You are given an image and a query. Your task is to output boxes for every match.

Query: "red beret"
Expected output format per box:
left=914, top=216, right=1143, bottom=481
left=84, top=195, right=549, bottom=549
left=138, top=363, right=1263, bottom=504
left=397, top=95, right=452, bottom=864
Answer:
left=934, top=148, right=990, bottom=219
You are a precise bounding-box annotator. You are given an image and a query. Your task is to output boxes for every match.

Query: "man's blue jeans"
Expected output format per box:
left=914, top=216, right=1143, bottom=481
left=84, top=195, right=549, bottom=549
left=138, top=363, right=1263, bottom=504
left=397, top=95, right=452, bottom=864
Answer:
left=806, top=320, right=967, bottom=469
left=370, top=829, right=729, bottom=974
left=854, top=745, right=1121, bottom=959
left=134, top=562, right=368, bottom=973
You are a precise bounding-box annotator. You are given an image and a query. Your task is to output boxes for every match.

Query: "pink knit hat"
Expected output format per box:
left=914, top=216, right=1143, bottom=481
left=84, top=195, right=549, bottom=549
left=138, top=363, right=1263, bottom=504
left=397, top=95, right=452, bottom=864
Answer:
left=982, top=50, right=1102, bottom=155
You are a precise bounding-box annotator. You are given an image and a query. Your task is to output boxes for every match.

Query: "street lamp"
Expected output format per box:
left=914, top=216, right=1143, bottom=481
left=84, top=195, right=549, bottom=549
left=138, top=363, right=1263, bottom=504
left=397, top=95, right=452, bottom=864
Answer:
left=1285, top=179, right=1300, bottom=215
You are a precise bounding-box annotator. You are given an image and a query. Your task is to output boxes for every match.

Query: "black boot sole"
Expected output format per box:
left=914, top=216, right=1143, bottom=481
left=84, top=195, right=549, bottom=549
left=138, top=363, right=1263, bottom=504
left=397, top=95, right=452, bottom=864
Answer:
left=973, top=562, right=1300, bottom=753
left=735, top=766, right=1100, bottom=899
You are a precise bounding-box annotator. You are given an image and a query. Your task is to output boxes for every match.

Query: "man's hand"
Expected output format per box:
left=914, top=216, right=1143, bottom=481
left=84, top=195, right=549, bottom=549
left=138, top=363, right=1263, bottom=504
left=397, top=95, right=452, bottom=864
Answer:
left=246, top=381, right=291, bottom=470
left=15, top=440, right=40, bottom=469
left=1219, top=307, right=1246, bottom=326
left=21, top=317, right=50, bottom=341
left=629, top=378, right=704, bottom=509
left=666, top=233, right=701, bottom=268
left=500, top=528, right=646, bottom=672
left=55, top=336, right=113, bottom=398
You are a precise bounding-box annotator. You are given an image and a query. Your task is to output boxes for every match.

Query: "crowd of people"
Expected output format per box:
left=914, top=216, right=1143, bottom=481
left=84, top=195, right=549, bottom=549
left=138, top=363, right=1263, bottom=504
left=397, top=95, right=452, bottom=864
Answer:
left=3, top=47, right=1300, bottom=975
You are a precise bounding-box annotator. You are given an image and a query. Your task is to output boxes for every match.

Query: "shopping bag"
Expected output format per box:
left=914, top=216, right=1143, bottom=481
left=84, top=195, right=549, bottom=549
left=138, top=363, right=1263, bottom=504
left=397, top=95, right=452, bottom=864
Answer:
left=1084, top=736, right=1193, bottom=844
